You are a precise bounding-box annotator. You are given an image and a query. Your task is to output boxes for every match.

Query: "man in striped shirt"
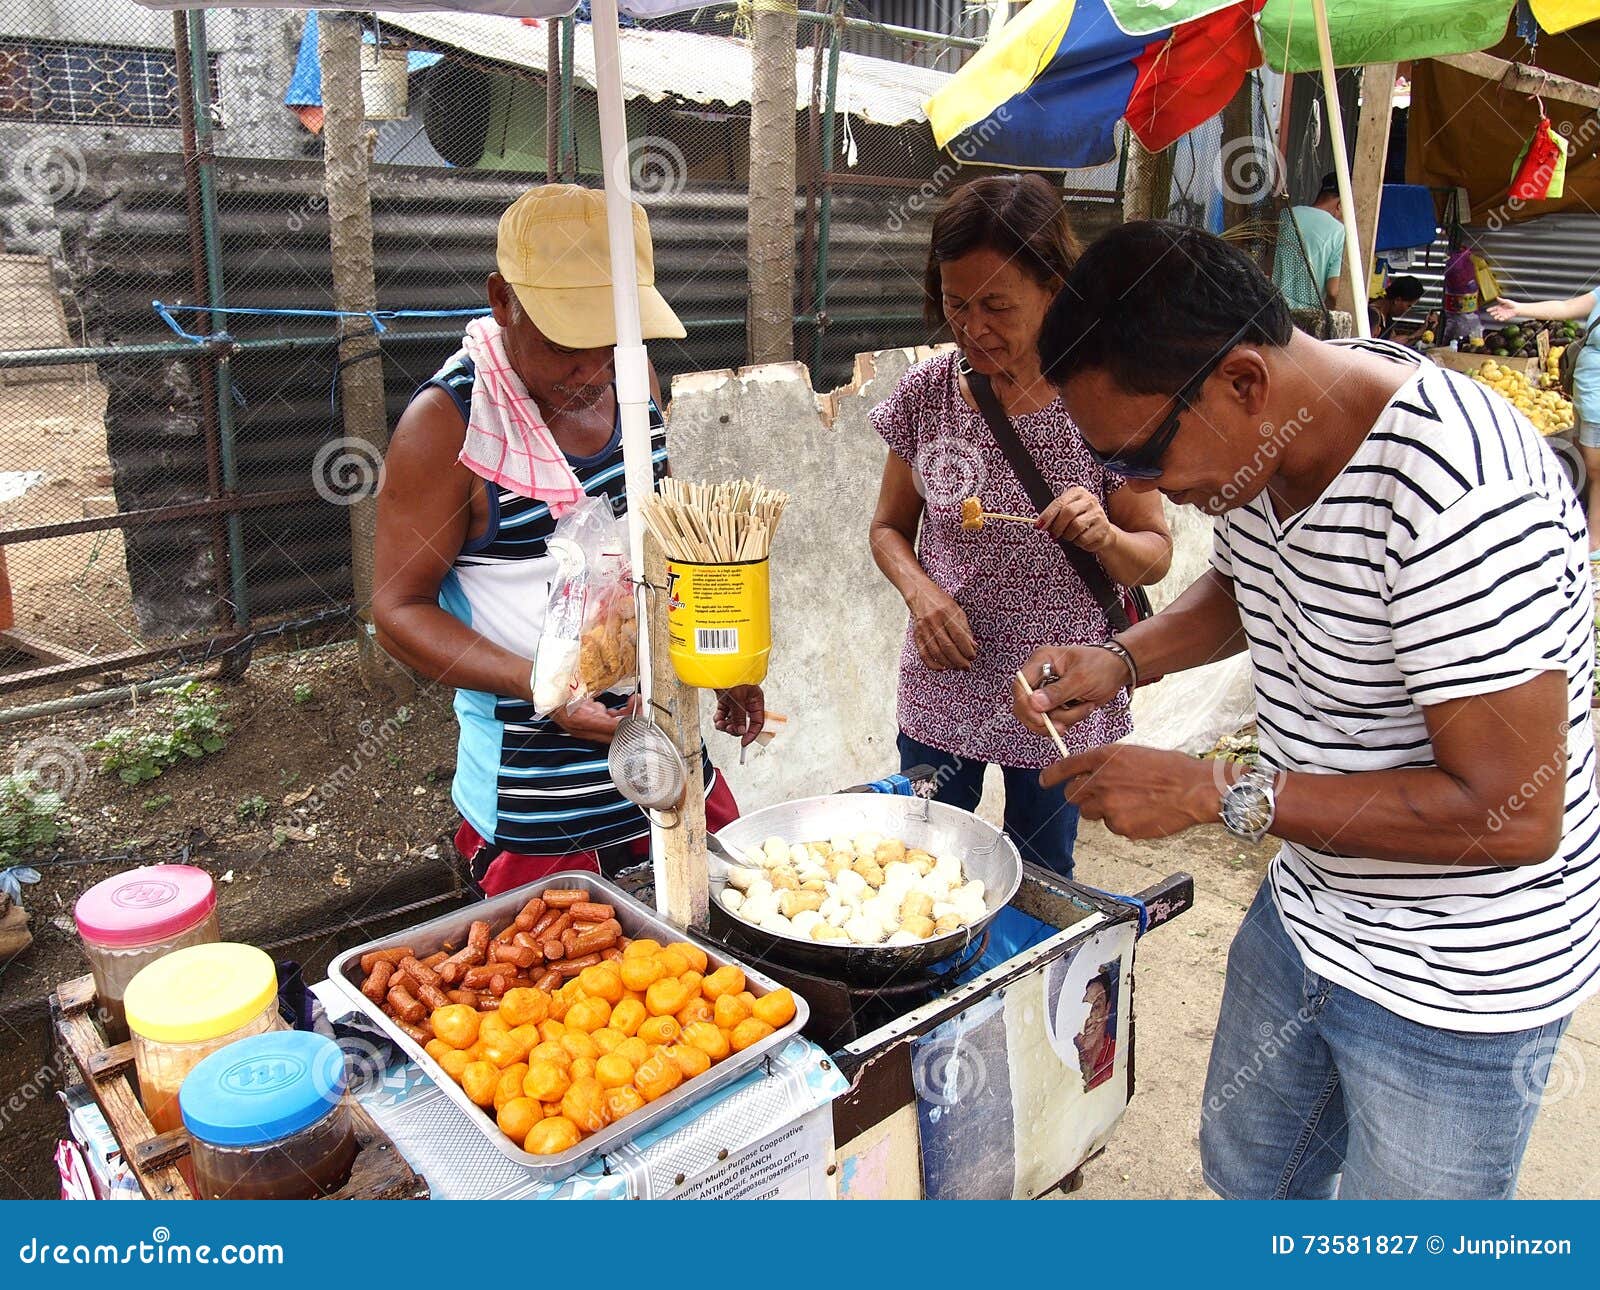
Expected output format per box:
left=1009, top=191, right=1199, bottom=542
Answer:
left=1018, top=222, right=1598, bottom=1199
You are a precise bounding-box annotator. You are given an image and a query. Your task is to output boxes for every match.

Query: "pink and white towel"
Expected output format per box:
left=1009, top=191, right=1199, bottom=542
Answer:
left=458, top=316, right=586, bottom=514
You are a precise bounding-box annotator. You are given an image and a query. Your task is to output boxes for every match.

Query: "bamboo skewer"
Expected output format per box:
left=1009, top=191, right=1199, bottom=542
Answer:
left=642, top=478, right=790, bottom=563
left=1016, top=671, right=1071, bottom=760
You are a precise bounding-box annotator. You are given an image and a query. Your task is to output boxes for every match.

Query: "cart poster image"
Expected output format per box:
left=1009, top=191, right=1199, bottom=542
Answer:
left=913, top=923, right=1136, bottom=1200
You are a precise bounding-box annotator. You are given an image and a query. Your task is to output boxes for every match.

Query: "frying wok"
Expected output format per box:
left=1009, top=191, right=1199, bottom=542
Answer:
left=709, top=793, right=1022, bottom=983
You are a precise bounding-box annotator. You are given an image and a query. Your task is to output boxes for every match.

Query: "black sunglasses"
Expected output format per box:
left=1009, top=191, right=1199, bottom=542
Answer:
left=1089, top=323, right=1253, bottom=479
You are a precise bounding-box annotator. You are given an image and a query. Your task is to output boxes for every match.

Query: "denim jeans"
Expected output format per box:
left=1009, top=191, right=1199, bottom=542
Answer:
left=1200, top=880, right=1572, bottom=1199
left=896, top=731, right=1080, bottom=879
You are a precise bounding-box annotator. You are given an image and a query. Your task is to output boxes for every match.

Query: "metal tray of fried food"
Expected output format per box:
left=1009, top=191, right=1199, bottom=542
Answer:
left=327, top=870, right=809, bottom=1181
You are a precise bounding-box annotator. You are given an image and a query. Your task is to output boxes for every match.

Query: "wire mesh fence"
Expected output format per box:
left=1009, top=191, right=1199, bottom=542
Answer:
left=0, top=3, right=1000, bottom=699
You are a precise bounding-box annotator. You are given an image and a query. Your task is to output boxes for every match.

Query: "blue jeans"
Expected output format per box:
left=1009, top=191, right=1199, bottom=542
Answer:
left=1200, top=880, right=1572, bottom=1199
left=896, top=731, right=1080, bottom=879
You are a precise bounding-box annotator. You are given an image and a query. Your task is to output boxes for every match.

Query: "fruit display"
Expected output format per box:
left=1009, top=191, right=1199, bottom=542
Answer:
left=718, top=833, right=988, bottom=946
left=1471, top=360, right=1575, bottom=436
left=1465, top=318, right=1584, bottom=359
left=424, top=942, right=798, bottom=1155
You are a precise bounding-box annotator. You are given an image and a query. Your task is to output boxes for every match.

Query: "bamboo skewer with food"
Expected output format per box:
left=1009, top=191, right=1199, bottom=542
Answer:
left=960, top=496, right=1035, bottom=531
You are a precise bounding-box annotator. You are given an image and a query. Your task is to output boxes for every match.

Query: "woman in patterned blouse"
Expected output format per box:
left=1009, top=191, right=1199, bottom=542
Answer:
left=868, top=176, right=1171, bottom=877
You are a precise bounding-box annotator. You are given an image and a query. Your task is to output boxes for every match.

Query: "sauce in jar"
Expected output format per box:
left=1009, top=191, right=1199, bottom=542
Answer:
left=181, top=1031, right=356, bottom=1201
left=125, top=942, right=282, bottom=1189
left=74, top=865, right=219, bottom=1045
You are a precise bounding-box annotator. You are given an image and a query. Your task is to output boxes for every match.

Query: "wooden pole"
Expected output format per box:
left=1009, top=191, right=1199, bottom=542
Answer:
left=1219, top=76, right=1257, bottom=232
left=1310, top=0, right=1368, bottom=338
left=1123, top=136, right=1174, bottom=223
left=1433, top=51, right=1600, bottom=111
left=644, top=533, right=709, bottom=928
left=748, top=0, right=799, bottom=364
left=1337, top=61, right=1397, bottom=320
left=319, top=13, right=411, bottom=698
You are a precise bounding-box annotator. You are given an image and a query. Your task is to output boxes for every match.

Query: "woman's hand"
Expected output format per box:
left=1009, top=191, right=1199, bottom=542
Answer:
left=714, top=685, right=766, bottom=746
left=1037, top=486, right=1113, bottom=552
left=909, top=586, right=977, bottom=672
left=1486, top=300, right=1521, bottom=322
left=1013, top=645, right=1128, bottom=736
left=549, top=697, right=627, bottom=745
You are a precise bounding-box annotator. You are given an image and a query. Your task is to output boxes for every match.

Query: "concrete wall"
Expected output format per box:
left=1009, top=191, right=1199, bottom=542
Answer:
left=668, top=352, right=919, bottom=810
left=666, top=348, right=1254, bottom=819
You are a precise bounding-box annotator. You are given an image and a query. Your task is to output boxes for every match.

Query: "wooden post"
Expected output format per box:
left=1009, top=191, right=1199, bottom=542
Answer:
left=644, top=533, right=709, bottom=928
left=1336, top=62, right=1397, bottom=321
left=319, top=13, right=411, bottom=699
left=1123, top=137, right=1175, bottom=223
left=748, top=0, right=799, bottom=364
left=1219, top=76, right=1257, bottom=233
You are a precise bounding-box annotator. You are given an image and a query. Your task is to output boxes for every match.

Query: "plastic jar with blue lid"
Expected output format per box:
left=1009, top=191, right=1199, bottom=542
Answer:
left=179, top=1030, right=356, bottom=1199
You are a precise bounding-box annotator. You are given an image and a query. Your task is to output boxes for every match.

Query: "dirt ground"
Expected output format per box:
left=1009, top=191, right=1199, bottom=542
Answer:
left=0, top=380, right=138, bottom=660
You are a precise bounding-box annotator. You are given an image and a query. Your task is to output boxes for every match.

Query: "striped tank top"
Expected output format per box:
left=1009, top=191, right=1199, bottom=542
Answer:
left=421, top=350, right=692, bottom=856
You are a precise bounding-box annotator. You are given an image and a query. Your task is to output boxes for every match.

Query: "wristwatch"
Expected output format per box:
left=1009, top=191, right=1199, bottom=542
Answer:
left=1221, top=766, right=1278, bottom=843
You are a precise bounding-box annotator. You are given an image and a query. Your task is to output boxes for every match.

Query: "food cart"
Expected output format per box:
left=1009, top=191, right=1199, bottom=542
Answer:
left=54, top=763, right=1192, bottom=1201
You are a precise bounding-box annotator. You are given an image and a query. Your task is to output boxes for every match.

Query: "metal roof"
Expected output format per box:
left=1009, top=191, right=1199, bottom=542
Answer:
left=381, top=12, right=949, bottom=127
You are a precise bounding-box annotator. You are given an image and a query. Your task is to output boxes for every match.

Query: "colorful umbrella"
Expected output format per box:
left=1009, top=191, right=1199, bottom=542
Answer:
left=926, top=0, right=1541, bottom=171
left=924, top=0, right=1266, bottom=171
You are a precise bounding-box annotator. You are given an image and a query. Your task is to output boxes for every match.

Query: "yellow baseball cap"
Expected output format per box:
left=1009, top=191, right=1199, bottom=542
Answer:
left=496, top=184, right=686, bottom=349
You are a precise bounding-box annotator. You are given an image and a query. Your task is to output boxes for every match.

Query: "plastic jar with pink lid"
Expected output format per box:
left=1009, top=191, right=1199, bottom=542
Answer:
left=74, top=864, right=219, bottom=1044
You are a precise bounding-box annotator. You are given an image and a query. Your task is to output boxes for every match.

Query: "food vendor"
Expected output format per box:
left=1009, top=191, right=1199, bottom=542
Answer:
left=1018, top=222, right=1597, bottom=1199
left=373, top=185, right=763, bottom=895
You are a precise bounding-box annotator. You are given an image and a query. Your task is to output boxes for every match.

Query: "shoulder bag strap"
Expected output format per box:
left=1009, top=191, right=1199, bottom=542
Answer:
left=963, top=361, right=1129, bottom=634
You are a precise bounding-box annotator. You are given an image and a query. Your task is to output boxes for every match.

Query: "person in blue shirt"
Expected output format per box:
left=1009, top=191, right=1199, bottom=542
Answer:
left=1490, top=290, right=1600, bottom=556
left=1272, top=174, right=1345, bottom=313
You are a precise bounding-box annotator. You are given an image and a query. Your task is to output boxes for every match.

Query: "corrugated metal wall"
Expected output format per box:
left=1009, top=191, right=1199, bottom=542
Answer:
left=836, top=1, right=988, bottom=70
left=47, top=151, right=936, bottom=637
left=1466, top=213, right=1600, bottom=304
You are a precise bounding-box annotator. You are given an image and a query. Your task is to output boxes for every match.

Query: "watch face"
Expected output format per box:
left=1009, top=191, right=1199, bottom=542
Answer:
left=1225, top=783, right=1271, bottom=836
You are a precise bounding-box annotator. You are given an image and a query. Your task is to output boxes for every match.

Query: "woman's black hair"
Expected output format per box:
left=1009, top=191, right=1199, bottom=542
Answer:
left=1037, top=221, right=1294, bottom=397
left=922, top=174, right=1082, bottom=329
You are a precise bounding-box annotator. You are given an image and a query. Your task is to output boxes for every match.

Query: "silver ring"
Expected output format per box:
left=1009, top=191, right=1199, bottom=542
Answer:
left=1040, top=662, right=1058, bottom=683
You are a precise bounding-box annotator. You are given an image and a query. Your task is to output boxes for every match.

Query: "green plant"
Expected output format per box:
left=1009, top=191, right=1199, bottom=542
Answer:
left=140, top=794, right=172, bottom=814
left=292, top=683, right=314, bottom=705
left=0, top=773, right=64, bottom=866
left=236, top=794, right=269, bottom=824
left=90, top=682, right=230, bottom=785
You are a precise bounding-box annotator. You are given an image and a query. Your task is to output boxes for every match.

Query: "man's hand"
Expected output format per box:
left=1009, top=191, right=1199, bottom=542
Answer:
left=1041, top=745, right=1218, bottom=840
left=1013, top=646, right=1129, bottom=736
left=1037, top=485, right=1113, bottom=552
left=549, top=697, right=626, bottom=745
left=714, top=685, right=766, bottom=746
left=909, top=587, right=977, bottom=672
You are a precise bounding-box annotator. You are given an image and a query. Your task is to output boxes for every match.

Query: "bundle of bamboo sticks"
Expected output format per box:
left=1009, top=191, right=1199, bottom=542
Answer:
left=641, top=478, right=789, bottom=563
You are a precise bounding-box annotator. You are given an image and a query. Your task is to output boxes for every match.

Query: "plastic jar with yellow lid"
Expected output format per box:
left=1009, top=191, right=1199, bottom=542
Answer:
left=124, top=942, right=283, bottom=1139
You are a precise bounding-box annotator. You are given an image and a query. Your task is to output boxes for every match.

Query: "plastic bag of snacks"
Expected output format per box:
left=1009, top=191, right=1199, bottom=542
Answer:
left=532, top=496, right=638, bottom=715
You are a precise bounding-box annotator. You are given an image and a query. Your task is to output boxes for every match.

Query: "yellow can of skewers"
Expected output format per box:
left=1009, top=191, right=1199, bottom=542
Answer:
left=664, top=557, right=771, bottom=688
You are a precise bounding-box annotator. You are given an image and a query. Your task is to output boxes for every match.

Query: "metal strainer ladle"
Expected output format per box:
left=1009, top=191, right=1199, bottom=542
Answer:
left=608, top=702, right=688, bottom=826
